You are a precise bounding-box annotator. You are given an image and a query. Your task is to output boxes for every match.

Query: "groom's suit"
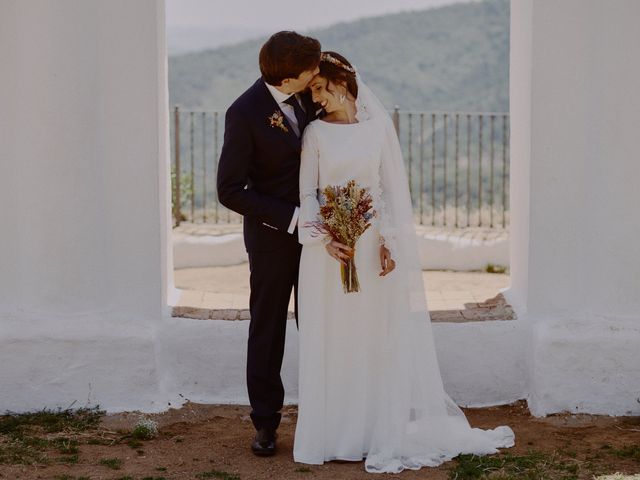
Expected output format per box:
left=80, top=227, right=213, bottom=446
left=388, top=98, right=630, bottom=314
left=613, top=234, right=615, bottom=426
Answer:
left=217, top=78, right=317, bottom=432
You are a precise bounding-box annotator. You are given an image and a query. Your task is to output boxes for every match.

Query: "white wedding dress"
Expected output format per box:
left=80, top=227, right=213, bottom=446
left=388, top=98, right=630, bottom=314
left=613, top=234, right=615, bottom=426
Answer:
left=293, top=76, right=515, bottom=474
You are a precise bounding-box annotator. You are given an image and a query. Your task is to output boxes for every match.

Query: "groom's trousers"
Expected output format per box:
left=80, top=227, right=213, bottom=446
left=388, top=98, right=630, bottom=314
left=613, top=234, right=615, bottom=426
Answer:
left=246, top=240, right=302, bottom=432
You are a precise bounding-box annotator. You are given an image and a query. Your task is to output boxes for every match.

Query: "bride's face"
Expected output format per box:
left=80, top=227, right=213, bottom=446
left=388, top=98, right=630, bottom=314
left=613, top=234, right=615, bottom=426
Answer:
left=309, top=76, right=346, bottom=114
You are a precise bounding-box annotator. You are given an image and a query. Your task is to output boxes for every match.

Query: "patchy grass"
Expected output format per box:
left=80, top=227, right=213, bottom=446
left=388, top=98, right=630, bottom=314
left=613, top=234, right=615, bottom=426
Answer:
left=0, top=437, right=49, bottom=465
left=485, top=263, right=507, bottom=274
left=0, top=403, right=636, bottom=479
left=53, top=437, right=80, bottom=455
left=86, top=437, right=113, bottom=445
left=195, top=470, right=241, bottom=480
left=448, top=443, right=640, bottom=480
left=126, top=438, right=144, bottom=449
left=99, top=456, right=123, bottom=469
left=0, top=405, right=104, bottom=465
left=447, top=449, right=587, bottom=480
left=0, top=405, right=103, bottom=436
left=610, top=444, right=640, bottom=462
left=57, top=453, right=79, bottom=464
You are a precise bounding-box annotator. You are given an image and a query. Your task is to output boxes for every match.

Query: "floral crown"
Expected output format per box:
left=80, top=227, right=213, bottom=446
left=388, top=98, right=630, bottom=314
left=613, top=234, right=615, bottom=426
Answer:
left=320, top=52, right=356, bottom=74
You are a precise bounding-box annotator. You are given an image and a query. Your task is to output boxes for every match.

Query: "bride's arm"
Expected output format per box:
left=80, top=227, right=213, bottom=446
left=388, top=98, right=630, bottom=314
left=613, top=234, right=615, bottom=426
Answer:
left=377, top=178, right=397, bottom=275
left=298, top=125, right=325, bottom=245
left=377, top=124, right=399, bottom=274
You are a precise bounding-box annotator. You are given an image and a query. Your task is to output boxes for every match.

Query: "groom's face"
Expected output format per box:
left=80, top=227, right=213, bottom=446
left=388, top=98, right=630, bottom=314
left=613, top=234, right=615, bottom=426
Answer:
left=281, top=65, right=320, bottom=94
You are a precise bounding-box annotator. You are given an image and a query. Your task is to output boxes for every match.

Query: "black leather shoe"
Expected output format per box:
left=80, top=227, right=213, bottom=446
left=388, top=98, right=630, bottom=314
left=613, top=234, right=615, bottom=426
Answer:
left=251, top=427, right=277, bottom=456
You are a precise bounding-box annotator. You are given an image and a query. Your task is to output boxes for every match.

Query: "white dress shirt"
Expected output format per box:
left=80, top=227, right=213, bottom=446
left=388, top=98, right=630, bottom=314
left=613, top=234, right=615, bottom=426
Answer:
left=265, top=81, right=301, bottom=136
left=265, top=81, right=301, bottom=234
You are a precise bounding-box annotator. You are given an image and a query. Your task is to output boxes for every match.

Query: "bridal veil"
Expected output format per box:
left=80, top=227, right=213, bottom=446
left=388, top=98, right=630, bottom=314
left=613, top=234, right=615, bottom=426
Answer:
left=353, top=73, right=515, bottom=473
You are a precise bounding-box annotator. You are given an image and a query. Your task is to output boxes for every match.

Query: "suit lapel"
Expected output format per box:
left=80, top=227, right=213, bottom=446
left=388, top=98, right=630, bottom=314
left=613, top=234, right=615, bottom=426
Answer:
left=253, top=79, right=302, bottom=152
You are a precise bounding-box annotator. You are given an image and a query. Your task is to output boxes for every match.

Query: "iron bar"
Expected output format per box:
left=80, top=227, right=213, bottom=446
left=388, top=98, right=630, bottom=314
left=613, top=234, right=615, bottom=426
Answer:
left=189, top=111, right=195, bottom=222
left=478, top=114, right=483, bottom=227
left=202, top=112, right=207, bottom=223
left=454, top=114, right=459, bottom=228
left=419, top=113, right=425, bottom=225
left=392, top=106, right=400, bottom=136
left=173, top=106, right=181, bottom=227
left=443, top=113, right=448, bottom=226
left=502, top=114, right=508, bottom=228
left=408, top=113, right=413, bottom=204
left=213, top=112, right=219, bottom=223
left=490, top=114, right=495, bottom=228
left=466, top=114, right=471, bottom=228
left=431, top=113, right=436, bottom=227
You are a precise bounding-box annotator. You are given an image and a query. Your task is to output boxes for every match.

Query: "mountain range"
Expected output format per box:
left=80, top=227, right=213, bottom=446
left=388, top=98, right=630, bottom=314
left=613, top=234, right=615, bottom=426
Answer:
left=168, top=0, right=509, bottom=113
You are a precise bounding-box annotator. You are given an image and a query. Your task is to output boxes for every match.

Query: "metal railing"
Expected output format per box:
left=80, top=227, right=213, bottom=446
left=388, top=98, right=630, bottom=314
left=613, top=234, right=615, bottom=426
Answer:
left=171, top=106, right=509, bottom=229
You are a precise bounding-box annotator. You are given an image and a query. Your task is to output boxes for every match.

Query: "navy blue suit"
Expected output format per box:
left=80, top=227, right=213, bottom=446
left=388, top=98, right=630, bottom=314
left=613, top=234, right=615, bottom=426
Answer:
left=217, top=78, right=317, bottom=432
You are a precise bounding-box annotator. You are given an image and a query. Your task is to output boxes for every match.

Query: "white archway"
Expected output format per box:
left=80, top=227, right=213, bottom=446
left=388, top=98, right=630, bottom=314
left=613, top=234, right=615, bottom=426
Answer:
left=1, top=0, right=638, bottom=416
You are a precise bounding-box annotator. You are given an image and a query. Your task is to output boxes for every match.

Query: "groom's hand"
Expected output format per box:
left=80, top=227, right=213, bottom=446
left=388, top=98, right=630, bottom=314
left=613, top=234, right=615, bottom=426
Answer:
left=326, top=240, right=352, bottom=265
left=379, top=245, right=396, bottom=276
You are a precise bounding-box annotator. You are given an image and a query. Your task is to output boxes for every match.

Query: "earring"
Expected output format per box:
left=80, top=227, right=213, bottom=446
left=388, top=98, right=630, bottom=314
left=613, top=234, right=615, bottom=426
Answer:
left=339, top=94, right=346, bottom=104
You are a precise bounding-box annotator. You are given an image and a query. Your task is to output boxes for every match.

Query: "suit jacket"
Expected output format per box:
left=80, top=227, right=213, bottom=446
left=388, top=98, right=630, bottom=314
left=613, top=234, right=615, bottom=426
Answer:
left=217, top=78, right=317, bottom=252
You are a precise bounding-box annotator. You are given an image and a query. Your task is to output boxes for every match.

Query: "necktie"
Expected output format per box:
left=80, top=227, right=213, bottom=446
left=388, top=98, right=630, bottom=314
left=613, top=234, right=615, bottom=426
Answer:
left=284, top=95, right=307, bottom=136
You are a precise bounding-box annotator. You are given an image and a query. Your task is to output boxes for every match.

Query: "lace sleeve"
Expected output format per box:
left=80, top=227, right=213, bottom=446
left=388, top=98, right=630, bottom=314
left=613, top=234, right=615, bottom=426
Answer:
left=298, top=124, right=326, bottom=245
left=374, top=150, right=398, bottom=259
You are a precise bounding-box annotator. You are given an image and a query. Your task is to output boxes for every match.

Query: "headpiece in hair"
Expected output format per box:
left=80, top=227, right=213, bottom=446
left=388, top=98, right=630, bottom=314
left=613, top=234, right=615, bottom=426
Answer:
left=320, top=52, right=356, bottom=74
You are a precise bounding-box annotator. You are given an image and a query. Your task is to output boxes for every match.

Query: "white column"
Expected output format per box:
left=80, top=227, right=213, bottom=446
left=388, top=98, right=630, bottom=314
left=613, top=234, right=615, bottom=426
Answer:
left=505, top=0, right=533, bottom=315
left=508, top=0, right=640, bottom=415
left=0, top=0, right=172, bottom=412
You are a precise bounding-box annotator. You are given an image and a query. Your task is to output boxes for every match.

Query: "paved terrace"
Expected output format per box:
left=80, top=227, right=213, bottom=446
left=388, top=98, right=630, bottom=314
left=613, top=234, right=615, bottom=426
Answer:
left=172, top=224, right=514, bottom=323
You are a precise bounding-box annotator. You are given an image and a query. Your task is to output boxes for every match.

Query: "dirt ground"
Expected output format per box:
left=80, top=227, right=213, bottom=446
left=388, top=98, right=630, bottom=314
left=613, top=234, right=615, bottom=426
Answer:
left=1, top=401, right=639, bottom=480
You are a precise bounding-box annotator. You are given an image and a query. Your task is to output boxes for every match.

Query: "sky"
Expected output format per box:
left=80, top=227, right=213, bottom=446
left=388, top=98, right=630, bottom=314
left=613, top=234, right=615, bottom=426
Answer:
left=165, top=0, right=473, bottom=33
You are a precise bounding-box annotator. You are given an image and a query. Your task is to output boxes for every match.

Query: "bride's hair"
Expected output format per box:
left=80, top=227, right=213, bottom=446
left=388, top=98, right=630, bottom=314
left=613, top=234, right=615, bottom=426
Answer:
left=318, top=51, right=358, bottom=99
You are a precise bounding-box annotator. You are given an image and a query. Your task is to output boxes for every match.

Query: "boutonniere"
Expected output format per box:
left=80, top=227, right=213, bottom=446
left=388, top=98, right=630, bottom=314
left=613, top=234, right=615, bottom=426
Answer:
left=268, top=110, right=289, bottom=133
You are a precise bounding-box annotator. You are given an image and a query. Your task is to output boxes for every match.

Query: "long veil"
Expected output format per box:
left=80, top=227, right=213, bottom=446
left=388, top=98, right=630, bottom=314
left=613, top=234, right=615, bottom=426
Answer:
left=353, top=74, right=515, bottom=473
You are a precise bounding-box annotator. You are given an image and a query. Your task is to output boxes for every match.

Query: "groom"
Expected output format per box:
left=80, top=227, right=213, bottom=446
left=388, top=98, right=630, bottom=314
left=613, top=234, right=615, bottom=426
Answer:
left=217, top=31, right=321, bottom=456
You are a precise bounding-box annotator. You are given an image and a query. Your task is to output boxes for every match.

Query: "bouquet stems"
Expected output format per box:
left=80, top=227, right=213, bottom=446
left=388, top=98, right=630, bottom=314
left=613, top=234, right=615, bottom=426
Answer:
left=340, top=250, right=360, bottom=293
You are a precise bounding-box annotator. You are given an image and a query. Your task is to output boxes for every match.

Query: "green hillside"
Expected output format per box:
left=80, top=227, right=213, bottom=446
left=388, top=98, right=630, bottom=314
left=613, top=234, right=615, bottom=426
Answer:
left=168, top=0, right=509, bottom=113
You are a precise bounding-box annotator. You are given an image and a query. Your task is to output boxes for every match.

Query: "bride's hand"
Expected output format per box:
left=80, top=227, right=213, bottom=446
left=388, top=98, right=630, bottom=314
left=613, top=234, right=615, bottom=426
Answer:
left=325, top=240, right=352, bottom=265
left=379, top=245, right=395, bottom=276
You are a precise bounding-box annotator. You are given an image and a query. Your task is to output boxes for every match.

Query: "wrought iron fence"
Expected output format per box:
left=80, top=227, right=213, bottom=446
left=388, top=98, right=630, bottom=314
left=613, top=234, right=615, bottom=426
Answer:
left=171, top=106, right=510, bottom=229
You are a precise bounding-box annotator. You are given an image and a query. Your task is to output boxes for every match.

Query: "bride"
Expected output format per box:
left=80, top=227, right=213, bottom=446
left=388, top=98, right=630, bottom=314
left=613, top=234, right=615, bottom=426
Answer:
left=293, top=51, right=515, bottom=474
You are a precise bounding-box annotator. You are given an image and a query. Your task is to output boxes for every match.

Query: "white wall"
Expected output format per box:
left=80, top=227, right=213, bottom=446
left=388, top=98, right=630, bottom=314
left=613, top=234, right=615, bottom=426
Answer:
left=172, top=230, right=509, bottom=270
left=507, top=0, right=640, bottom=415
left=2, top=0, right=639, bottom=417
left=155, top=317, right=527, bottom=410
left=0, top=0, right=525, bottom=414
left=0, top=0, right=173, bottom=412
left=504, top=0, right=532, bottom=315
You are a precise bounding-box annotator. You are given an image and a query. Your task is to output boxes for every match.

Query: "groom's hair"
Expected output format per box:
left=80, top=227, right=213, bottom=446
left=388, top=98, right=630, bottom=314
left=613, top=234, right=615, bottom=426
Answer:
left=259, top=31, right=321, bottom=86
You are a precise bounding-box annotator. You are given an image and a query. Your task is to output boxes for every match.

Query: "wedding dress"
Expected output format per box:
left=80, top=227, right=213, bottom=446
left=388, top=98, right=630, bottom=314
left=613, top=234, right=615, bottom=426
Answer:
left=293, top=75, right=515, bottom=474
